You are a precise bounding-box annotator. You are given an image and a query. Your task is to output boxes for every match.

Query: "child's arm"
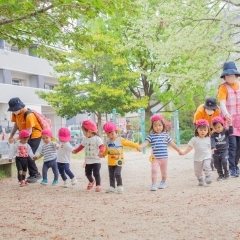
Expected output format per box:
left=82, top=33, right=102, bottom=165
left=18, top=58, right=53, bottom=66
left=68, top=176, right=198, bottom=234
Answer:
left=122, top=138, right=141, bottom=151
left=98, top=144, right=105, bottom=157
left=210, top=134, right=216, bottom=154
left=53, top=142, right=59, bottom=150
left=72, top=144, right=84, bottom=154
left=182, top=145, right=193, bottom=155
left=169, top=140, right=183, bottom=155
left=99, top=145, right=108, bottom=158
left=33, top=154, right=43, bottom=160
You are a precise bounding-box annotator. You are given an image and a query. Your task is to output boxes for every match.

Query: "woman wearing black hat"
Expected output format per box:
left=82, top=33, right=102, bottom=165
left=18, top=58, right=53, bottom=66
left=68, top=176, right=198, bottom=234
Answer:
left=8, top=97, right=42, bottom=183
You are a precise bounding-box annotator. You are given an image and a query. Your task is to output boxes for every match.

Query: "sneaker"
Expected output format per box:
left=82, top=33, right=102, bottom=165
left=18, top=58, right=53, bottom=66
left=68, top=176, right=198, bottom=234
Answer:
left=86, top=180, right=95, bottom=190
left=236, top=169, right=239, bottom=177
left=71, top=178, right=77, bottom=185
left=95, top=185, right=102, bottom=192
left=52, top=180, right=58, bottom=186
left=19, top=180, right=26, bottom=187
left=205, top=175, right=212, bottom=184
left=198, top=178, right=204, bottom=186
left=63, top=180, right=70, bottom=188
left=158, top=181, right=166, bottom=189
left=36, top=173, right=42, bottom=180
left=40, top=179, right=48, bottom=185
left=117, top=186, right=124, bottom=194
left=23, top=180, right=29, bottom=186
left=150, top=183, right=157, bottom=191
left=26, top=176, right=38, bottom=183
left=106, top=186, right=115, bottom=193
left=217, top=175, right=224, bottom=181
left=230, top=169, right=236, bottom=178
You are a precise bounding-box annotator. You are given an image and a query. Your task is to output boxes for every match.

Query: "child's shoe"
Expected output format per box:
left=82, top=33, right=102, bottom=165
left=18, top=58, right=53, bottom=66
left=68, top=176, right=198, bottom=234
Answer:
left=205, top=175, right=212, bottom=184
left=19, top=180, right=26, bottom=187
left=117, top=186, right=124, bottom=194
left=71, top=178, right=77, bottom=185
left=158, top=181, right=166, bottom=189
left=217, top=174, right=224, bottom=181
left=52, top=180, right=58, bottom=186
left=63, top=180, right=70, bottom=188
left=23, top=180, right=29, bottom=185
left=150, top=183, right=157, bottom=191
left=95, top=185, right=102, bottom=192
left=224, top=171, right=230, bottom=179
left=236, top=169, right=239, bottom=177
left=198, top=178, right=204, bottom=186
left=86, top=180, right=95, bottom=190
left=106, top=186, right=115, bottom=193
left=40, top=179, right=48, bottom=185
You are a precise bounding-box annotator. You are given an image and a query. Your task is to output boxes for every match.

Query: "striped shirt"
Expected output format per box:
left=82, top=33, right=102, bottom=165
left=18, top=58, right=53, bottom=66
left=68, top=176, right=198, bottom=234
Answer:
left=40, top=142, right=57, bottom=162
left=146, top=132, right=171, bottom=159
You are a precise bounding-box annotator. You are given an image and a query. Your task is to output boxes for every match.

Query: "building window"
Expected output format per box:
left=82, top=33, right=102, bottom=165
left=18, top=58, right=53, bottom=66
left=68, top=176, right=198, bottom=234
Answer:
left=11, top=46, right=19, bottom=52
left=29, top=45, right=38, bottom=57
left=44, top=84, right=55, bottom=90
left=12, top=78, right=24, bottom=86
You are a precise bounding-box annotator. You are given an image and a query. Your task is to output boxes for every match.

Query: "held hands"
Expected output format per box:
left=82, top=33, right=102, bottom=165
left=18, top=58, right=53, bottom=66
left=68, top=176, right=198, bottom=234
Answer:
left=98, top=152, right=104, bottom=158
left=178, top=149, right=185, bottom=155
left=211, top=148, right=216, bottom=154
left=225, top=114, right=232, bottom=123
left=8, top=137, right=16, bottom=144
left=226, top=117, right=232, bottom=126
left=33, top=156, right=38, bottom=160
left=72, top=150, right=77, bottom=154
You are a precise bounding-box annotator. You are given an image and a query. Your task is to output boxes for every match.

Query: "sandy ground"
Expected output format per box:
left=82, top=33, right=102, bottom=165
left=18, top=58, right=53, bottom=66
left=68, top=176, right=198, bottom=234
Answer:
left=1, top=147, right=240, bottom=240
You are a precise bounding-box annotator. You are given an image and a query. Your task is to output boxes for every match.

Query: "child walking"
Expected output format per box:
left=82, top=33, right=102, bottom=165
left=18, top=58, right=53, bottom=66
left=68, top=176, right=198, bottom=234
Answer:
left=57, top=127, right=77, bottom=188
left=140, top=114, right=182, bottom=191
left=211, top=116, right=233, bottom=180
left=182, top=119, right=212, bottom=186
left=34, top=129, right=59, bottom=186
left=72, top=120, right=104, bottom=192
left=9, top=130, right=34, bottom=186
left=101, top=122, right=141, bottom=194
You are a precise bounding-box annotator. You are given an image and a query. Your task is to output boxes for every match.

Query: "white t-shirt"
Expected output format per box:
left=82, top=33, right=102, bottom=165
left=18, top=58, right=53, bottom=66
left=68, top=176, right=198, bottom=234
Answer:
left=188, top=136, right=211, bottom=162
left=81, top=135, right=103, bottom=164
left=57, top=142, right=73, bottom=163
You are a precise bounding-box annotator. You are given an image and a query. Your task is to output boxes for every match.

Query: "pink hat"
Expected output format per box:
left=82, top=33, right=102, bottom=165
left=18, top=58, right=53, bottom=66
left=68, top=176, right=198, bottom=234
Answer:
left=150, top=114, right=164, bottom=123
left=212, top=116, right=225, bottom=125
left=19, top=130, right=30, bottom=139
left=58, top=127, right=71, bottom=142
left=103, top=122, right=117, bottom=133
left=41, top=129, right=52, bottom=138
left=82, top=120, right=98, bottom=132
left=196, top=119, right=209, bottom=128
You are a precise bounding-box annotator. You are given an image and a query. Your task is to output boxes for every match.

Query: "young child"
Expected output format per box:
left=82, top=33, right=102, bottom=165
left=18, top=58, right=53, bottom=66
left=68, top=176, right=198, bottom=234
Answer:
left=34, top=129, right=59, bottom=186
left=211, top=116, right=233, bottom=180
left=57, top=127, right=77, bottom=188
left=182, top=119, right=212, bottom=186
left=72, top=120, right=104, bottom=192
left=101, top=122, right=141, bottom=194
left=9, top=130, right=34, bottom=186
left=140, top=114, right=182, bottom=191
left=218, top=61, right=240, bottom=177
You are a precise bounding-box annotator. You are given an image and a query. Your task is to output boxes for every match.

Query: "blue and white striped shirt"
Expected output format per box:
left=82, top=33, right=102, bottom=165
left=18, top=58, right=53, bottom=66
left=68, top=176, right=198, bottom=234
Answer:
left=40, top=142, right=57, bottom=162
left=146, top=132, right=171, bottom=159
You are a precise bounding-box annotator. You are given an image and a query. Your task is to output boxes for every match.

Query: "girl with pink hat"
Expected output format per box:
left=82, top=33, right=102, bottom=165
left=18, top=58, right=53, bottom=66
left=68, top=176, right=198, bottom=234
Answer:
left=140, top=114, right=182, bottom=191
left=72, top=120, right=104, bottom=192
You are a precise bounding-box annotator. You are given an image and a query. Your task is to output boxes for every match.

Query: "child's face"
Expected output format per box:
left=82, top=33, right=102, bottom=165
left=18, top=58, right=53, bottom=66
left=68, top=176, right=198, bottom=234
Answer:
left=152, top=120, right=163, bottom=134
left=20, top=137, right=29, bottom=144
left=106, top=131, right=117, bottom=141
left=42, top=135, right=51, bottom=144
left=197, top=127, right=208, bottom=138
left=82, top=128, right=93, bottom=138
left=224, top=75, right=238, bottom=84
left=213, top=122, right=224, bottom=133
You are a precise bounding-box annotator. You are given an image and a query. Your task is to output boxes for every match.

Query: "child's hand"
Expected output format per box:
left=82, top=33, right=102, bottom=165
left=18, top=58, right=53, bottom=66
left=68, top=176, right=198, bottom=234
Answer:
left=137, top=146, right=141, bottom=152
left=98, top=152, right=104, bottom=158
left=82, top=161, right=86, bottom=168
left=9, top=159, right=12, bottom=162
left=227, top=118, right=232, bottom=125
left=211, top=148, right=216, bottom=154
left=178, top=150, right=184, bottom=155
left=55, top=144, right=59, bottom=150
left=72, top=150, right=77, bottom=154
left=33, top=156, right=38, bottom=160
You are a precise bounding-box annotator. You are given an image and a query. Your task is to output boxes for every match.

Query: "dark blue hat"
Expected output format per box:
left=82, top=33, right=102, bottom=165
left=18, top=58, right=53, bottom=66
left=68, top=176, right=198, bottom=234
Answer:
left=203, top=97, right=218, bottom=110
left=8, top=97, right=25, bottom=111
left=220, top=61, right=240, bottom=78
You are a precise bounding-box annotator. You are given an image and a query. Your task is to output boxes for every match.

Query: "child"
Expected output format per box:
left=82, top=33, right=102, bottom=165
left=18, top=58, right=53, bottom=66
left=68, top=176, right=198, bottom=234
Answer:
left=218, top=61, right=240, bottom=177
left=9, top=130, right=34, bottom=186
left=140, top=114, right=182, bottom=191
left=72, top=120, right=104, bottom=192
left=101, top=122, right=141, bottom=194
left=57, top=127, right=77, bottom=188
left=211, top=116, right=233, bottom=180
left=34, top=129, right=59, bottom=186
left=182, top=119, right=212, bottom=186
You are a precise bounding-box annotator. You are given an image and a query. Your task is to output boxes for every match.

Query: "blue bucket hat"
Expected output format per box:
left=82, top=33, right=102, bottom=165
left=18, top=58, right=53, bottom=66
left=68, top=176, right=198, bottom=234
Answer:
left=220, top=61, right=240, bottom=78
left=8, top=97, right=25, bottom=111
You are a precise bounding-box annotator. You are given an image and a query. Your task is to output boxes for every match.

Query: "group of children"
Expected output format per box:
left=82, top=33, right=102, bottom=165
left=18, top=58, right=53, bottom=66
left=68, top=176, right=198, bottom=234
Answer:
left=9, top=60, right=240, bottom=192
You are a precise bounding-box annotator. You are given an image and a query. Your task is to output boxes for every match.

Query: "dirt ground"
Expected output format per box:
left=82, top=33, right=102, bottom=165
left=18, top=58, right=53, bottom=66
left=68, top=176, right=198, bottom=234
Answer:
left=1, top=147, right=240, bottom=240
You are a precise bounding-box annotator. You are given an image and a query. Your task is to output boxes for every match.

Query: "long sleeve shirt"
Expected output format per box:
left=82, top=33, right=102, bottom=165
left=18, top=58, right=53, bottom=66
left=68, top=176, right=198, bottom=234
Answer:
left=9, top=141, right=34, bottom=159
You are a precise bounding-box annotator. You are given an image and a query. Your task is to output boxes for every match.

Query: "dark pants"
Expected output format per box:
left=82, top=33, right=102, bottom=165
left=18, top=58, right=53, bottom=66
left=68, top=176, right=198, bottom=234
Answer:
left=42, top=159, right=58, bottom=181
left=57, top=163, right=74, bottom=181
left=85, top=163, right=101, bottom=186
left=15, top=157, right=28, bottom=181
left=228, top=136, right=240, bottom=174
left=108, top=166, right=122, bottom=188
left=212, top=151, right=229, bottom=176
left=27, top=137, right=41, bottom=176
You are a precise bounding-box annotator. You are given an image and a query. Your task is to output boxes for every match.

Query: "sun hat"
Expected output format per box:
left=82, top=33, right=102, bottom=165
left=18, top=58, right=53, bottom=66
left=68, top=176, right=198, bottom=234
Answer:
left=41, top=129, right=53, bottom=138
left=58, top=127, right=71, bottom=142
left=19, top=130, right=30, bottom=139
left=212, top=116, right=225, bottom=125
left=150, top=114, right=164, bottom=123
left=103, top=122, right=117, bottom=133
left=8, top=97, right=25, bottom=111
left=220, top=61, right=240, bottom=78
left=196, top=119, right=209, bottom=128
left=203, top=98, right=218, bottom=110
left=82, top=120, right=98, bottom=132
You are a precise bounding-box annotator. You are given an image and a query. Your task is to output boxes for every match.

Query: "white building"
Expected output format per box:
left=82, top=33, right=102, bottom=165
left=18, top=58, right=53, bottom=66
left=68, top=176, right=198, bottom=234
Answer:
left=0, top=39, right=66, bottom=137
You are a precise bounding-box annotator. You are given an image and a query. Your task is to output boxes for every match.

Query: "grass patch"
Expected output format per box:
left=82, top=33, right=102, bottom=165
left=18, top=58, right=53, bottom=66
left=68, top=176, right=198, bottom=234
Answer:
left=0, top=169, right=7, bottom=180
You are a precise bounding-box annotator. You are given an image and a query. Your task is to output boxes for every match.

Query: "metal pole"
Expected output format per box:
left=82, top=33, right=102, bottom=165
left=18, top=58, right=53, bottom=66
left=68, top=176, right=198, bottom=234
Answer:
left=174, top=110, right=180, bottom=146
left=112, top=109, right=116, bottom=124
left=140, top=108, right=146, bottom=154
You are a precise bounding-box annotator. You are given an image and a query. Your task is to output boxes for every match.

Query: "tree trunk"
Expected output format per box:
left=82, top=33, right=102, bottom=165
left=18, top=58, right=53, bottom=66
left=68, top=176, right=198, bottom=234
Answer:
left=96, top=112, right=103, bottom=137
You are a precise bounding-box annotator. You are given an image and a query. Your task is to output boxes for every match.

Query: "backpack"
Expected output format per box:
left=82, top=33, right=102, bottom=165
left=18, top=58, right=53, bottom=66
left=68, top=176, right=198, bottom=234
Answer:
left=24, top=109, right=52, bottom=131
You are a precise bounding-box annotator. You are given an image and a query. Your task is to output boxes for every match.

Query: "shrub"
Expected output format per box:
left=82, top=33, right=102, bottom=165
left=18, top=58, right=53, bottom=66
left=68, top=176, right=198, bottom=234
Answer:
left=180, top=129, right=194, bottom=144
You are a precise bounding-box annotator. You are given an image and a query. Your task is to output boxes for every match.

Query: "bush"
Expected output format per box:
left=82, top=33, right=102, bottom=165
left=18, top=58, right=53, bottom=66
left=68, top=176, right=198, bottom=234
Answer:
left=180, top=129, right=194, bottom=144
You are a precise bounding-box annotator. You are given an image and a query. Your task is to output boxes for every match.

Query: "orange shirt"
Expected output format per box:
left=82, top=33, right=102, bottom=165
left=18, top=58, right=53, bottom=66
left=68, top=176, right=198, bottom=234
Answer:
left=193, top=104, right=220, bottom=126
left=11, top=108, right=42, bottom=139
left=218, top=81, right=239, bottom=101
